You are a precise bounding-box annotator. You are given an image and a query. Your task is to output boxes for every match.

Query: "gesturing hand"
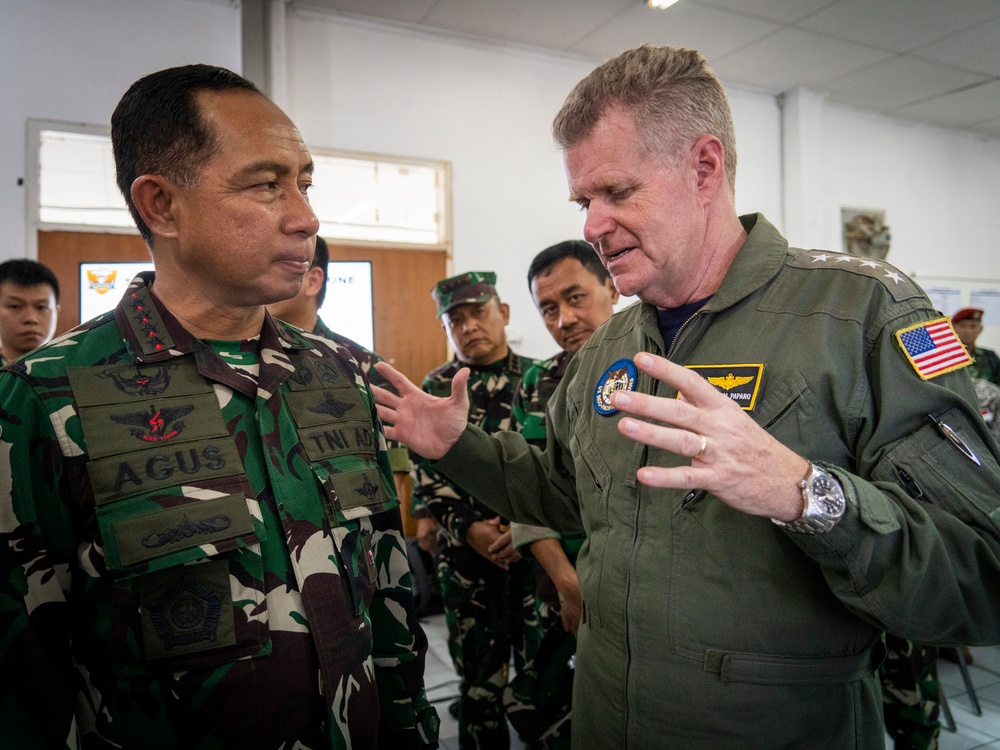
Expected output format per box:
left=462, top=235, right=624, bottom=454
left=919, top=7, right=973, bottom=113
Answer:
left=610, top=352, right=808, bottom=522
left=372, top=361, right=471, bottom=460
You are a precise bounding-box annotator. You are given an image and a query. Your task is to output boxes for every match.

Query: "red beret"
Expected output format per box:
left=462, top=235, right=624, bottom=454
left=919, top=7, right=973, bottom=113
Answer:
left=952, top=307, right=984, bottom=324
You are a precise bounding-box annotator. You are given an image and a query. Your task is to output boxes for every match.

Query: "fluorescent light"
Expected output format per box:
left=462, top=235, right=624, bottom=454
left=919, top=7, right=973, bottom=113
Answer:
left=648, top=0, right=680, bottom=8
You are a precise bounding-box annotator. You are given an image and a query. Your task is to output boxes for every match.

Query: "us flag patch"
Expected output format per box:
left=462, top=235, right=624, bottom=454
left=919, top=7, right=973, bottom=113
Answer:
left=895, top=317, right=972, bottom=380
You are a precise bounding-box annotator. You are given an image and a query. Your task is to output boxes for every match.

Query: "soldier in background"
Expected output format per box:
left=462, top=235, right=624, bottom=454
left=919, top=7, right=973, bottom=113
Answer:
left=410, top=271, right=540, bottom=749
left=266, top=234, right=409, bottom=476
left=0, top=259, right=61, bottom=366
left=0, top=64, right=437, bottom=749
left=953, top=307, right=1000, bottom=385
left=503, top=240, right=618, bottom=749
left=880, top=635, right=941, bottom=750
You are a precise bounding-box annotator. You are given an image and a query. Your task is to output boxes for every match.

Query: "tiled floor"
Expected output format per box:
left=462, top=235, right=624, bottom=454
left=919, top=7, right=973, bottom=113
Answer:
left=421, top=613, right=526, bottom=750
left=936, top=646, right=1000, bottom=749
left=420, top=613, right=1000, bottom=750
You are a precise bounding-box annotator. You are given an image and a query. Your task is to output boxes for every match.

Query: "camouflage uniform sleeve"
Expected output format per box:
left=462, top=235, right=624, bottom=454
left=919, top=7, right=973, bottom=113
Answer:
left=509, top=375, right=561, bottom=550
left=364, top=380, right=440, bottom=746
left=0, top=371, right=78, bottom=747
left=408, top=376, right=484, bottom=543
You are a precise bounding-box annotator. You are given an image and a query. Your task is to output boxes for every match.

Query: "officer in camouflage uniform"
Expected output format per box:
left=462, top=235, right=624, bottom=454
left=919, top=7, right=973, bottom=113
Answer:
left=504, top=241, right=619, bottom=749
left=410, top=272, right=540, bottom=749
left=880, top=634, right=941, bottom=750
left=0, top=64, right=437, bottom=749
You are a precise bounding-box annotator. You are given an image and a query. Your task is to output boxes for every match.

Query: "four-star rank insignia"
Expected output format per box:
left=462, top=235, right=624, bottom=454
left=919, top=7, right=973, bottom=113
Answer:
left=593, top=358, right=638, bottom=415
left=685, top=364, right=764, bottom=410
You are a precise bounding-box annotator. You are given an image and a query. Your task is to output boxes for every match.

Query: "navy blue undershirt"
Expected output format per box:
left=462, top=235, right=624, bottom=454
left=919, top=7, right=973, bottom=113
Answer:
left=656, top=296, right=712, bottom=356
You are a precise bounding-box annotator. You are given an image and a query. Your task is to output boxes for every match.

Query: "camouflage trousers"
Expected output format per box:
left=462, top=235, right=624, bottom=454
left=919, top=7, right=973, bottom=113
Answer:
left=438, top=547, right=543, bottom=750
left=503, top=565, right=574, bottom=750
left=880, top=634, right=941, bottom=750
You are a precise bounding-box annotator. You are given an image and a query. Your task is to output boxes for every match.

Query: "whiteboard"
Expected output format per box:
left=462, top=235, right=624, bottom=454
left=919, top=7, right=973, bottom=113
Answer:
left=912, top=275, right=1000, bottom=351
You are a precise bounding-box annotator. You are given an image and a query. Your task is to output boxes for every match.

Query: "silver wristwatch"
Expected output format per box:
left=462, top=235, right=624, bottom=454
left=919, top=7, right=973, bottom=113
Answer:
left=772, top=463, right=846, bottom=535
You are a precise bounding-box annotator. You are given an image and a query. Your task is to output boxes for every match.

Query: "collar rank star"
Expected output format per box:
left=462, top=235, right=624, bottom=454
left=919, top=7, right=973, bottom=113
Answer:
left=685, top=364, right=764, bottom=411
left=594, top=358, right=638, bottom=415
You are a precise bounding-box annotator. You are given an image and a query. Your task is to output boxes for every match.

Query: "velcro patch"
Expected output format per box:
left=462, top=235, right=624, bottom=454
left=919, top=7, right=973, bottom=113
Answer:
left=895, top=317, right=972, bottom=380
left=297, top=419, right=377, bottom=462
left=685, top=364, right=764, bottom=410
left=69, top=360, right=213, bottom=407
left=138, top=558, right=236, bottom=661
left=112, top=492, right=254, bottom=568
left=78, top=393, right=228, bottom=459
left=284, top=387, right=366, bottom=428
left=88, top=438, right=243, bottom=505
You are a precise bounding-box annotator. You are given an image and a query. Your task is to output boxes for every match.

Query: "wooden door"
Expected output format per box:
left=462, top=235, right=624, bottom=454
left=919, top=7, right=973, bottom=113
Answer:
left=327, top=244, right=448, bottom=386
left=37, top=230, right=150, bottom=338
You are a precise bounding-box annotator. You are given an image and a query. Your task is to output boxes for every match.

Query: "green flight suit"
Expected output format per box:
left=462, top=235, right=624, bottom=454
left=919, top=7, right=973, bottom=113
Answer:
left=433, top=214, right=1000, bottom=749
left=0, top=273, right=438, bottom=749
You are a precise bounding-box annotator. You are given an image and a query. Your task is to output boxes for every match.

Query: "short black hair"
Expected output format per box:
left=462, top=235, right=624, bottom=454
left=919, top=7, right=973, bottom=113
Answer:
left=111, top=64, right=262, bottom=245
left=312, top=236, right=330, bottom=307
left=0, top=259, right=60, bottom=303
left=527, top=240, right=610, bottom=289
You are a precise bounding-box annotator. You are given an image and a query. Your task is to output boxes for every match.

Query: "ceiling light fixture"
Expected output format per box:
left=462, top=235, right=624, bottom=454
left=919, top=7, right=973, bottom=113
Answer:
left=648, top=0, right=680, bottom=8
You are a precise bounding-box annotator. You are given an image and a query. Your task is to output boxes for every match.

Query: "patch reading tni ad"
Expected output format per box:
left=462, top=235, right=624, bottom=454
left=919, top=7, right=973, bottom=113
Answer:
left=684, top=364, right=764, bottom=411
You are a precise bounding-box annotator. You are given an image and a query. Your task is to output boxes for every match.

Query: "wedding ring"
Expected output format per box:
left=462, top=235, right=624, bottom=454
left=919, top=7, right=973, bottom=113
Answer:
left=693, top=434, right=708, bottom=461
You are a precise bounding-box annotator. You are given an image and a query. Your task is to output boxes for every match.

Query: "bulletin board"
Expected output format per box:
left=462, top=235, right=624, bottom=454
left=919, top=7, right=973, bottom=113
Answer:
left=912, top=274, right=1000, bottom=351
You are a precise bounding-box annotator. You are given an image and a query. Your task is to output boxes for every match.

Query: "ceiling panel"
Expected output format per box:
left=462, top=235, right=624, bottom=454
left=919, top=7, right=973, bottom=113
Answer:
left=291, top=0, right=1000, bottom=138
left=910, top=17, right=1000, bottom=77
left=797, top=0, right=1000, bottom=53
left=823, top=55, right=986, bottom=113
left=693, top=0, right=840, bottom=25
left=710, top=27, right=893, bottom=94
left=292, top=0, right=439, bottom=26
left=418, top=0, right=634, bottom=51
left=893, top=80, right=1000, bottom=128
left=568, top=1, right=780, bottom=62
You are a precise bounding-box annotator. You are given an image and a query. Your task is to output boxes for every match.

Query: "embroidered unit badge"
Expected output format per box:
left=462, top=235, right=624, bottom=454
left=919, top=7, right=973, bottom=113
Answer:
left=895, top=317, right=972, bottom=380
left=594, top=358, right=637, bottom=415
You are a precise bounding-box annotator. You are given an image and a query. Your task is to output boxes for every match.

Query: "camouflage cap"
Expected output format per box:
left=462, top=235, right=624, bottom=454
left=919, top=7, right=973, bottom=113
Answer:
left=431, top=271, right=498, bottom=318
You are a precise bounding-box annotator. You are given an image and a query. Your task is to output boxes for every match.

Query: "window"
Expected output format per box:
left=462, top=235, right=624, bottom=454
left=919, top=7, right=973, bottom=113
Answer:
left=30, top=121, right=451, bottom=250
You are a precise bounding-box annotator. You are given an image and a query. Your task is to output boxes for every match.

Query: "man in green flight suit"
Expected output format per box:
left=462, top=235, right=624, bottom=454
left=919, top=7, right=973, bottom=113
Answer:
left=410, top=271, right=540, bottom=749
left=373, top=45, right=1000, bottom=749
left=0, top=64, right=438, bottom=749
left=503, top=240, right=619, bottom=749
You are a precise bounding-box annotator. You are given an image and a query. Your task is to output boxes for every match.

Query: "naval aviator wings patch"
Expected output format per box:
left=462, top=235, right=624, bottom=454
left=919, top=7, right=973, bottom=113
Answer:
left=684, top=364, right=764, bottom=410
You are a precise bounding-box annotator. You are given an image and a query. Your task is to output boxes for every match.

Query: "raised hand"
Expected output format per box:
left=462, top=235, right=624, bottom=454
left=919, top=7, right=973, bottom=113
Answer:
left=611, top=352, right=808, bottom=522
left=372, top=360, right=471, bottom=460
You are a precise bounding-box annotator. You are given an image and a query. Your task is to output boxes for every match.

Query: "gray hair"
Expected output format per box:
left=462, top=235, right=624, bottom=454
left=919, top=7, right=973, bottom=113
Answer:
left=553, top=45, right=737, bottom=191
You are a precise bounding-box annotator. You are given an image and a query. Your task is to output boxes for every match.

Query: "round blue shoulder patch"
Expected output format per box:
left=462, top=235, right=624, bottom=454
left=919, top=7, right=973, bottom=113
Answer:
left=593, top=358, right=638, bottom=415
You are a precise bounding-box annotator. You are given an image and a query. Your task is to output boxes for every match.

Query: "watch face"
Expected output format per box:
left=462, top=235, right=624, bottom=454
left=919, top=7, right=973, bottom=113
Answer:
left=812, top=474, right=845, bottom=514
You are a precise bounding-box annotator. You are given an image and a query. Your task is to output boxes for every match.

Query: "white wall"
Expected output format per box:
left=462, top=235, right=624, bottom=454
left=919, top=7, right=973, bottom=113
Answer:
left=0, top=0, right=241, bottom=264
left=284, top=11, right=782, bottom=358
